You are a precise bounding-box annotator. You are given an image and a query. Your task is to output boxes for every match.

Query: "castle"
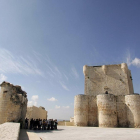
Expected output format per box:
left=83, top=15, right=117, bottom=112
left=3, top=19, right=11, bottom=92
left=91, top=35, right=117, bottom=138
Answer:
left=74, top=63, right=140, bottom=128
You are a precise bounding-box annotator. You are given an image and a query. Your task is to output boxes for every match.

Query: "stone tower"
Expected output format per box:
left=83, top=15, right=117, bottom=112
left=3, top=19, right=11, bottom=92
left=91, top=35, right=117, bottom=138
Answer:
left=74, top=63, right=140, bottom=128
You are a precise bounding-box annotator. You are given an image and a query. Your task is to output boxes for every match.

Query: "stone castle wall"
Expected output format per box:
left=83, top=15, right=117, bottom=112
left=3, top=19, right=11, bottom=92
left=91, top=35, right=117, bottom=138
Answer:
left=88, top=95, right=98, bottom=126
left=83, top=63, right=134, bottom=96
left=116, top=95, right=127, bottom=127
left=74, top=95, right=88, bottom=126
left=125, top=95, right=140, bottom=128
left=74, top=93, right=140, bottom=128
left=74, top=63, right=140, bottom=128
left=0, top=82, right=28, bottom=125
left=97, top=94, right=117, bottom=127
left=26, top=106, right=47, bottom=121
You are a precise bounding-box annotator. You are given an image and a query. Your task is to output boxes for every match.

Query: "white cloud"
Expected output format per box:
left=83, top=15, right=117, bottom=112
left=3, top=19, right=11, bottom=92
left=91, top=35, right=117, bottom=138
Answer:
left=0, top=48, right=43, bottom=76
left=71, top=67, right=79, bottom=78
left=63, top=106, right=70, bottom=109
left=31, top=95, right=38, bottom=101
left=47, top=97, right=57, bottom=101
left=55, top=105, right=60, bottom=109
left=59, top=81, right=69, bottom=91
left=28, top=95, right=39, bottom=107
left=131, top=58, right=140, bottom=67
left=0, top=74, right=7, bottom=83
left=127, top=56, right=140, bottom=67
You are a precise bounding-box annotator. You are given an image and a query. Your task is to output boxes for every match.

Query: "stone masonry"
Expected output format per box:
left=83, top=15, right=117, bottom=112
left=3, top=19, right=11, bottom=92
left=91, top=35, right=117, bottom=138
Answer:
left=0, top=81, right=28, bottom=126
left=26, top=106, right=47, bottom=121
left=0, top=122, right=20, bottom=140
left=74, top=63, right=140, bottom=128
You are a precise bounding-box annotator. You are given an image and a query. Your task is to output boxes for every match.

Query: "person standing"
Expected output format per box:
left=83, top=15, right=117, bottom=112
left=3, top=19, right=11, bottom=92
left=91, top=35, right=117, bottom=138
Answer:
left=51, top=119, right=54, bottom=130
left=45, top=119, right=48, bottom=130
left=55, top=119, right=58, bottom=129
left=47, top=119, right=50, bottom=130
left=25, top=118, right=28, bottom=129
left=30, top=118, right=33, bottom=129
left=39, top=119, right=42, bottom=130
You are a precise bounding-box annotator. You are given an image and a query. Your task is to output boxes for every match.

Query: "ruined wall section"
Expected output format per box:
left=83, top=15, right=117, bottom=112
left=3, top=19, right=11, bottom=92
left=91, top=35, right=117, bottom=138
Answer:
left=74, top=95, right=88, bottom=126
left=97, top=94, right=117, bottom=127
left=88, top=95, right=98, bottom=126
left=26, top=106, right=47, bottom=120
left=0, top=82, right=28, bottom=124
left=83, top=63, right=134, bottom=96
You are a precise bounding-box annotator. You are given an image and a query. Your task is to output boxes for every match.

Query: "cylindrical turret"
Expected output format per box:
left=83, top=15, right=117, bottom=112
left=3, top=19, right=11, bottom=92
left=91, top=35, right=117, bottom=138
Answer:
left=125, top=95, right=140, bottom=128
left=74, top=94, right=88, bottom=126
left=97, top=94, right=117, bottom=127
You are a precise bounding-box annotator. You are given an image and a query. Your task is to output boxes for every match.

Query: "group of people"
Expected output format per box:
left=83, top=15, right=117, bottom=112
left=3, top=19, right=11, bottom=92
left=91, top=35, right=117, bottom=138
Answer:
left=25, top=118, right=58, bottom=130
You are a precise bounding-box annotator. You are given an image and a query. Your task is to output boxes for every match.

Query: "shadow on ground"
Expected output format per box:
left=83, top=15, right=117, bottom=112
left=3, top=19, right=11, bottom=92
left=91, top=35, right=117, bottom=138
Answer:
left=19, top=129, right=29, bottom=140
left=33, top=129, right=64, bottom=133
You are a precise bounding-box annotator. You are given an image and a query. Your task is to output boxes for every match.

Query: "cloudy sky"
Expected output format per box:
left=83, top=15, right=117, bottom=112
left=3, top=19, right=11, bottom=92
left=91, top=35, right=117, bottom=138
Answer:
left=0, top=0, right=140, bottom=120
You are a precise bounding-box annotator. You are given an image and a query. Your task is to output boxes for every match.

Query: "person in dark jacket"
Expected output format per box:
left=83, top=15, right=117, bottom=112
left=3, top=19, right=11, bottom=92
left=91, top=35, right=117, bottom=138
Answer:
left=25, top=118, right=28, bottom=129
left=47, top=119, right=50, bottom=130
left=51, top=119, right=54, bottom=130
left=54, top=119, right=58, bottom=129
left=30, top=118, right=33, bottom=129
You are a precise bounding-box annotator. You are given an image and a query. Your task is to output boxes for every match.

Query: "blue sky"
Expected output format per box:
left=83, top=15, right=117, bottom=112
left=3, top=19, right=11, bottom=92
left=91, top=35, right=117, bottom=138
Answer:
left=0, top=0, right=140, bottom=120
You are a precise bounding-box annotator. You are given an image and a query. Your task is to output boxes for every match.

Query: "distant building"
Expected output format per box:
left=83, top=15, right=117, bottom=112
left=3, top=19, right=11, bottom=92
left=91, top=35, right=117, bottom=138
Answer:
left=70, top=117, right=74, bottom=122
left=26, top=106, right=47, bottom=120
left=74, top=63, right=140, bottom=128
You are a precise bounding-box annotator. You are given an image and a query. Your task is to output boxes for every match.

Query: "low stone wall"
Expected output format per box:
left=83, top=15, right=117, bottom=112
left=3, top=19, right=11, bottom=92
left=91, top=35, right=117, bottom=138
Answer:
left=58, top=121, right=74, bottom=126
left=0, top=122, right=20, bottom=140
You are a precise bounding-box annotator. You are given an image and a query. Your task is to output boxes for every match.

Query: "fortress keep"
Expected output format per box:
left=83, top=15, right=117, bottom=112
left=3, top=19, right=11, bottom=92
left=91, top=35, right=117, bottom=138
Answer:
left=74, top=63, right=140, bottom=128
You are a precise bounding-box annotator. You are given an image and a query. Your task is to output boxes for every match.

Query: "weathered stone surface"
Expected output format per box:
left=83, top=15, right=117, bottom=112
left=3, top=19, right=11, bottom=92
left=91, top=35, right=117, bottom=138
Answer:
left=26, top=106, right=47, bottom=120
left=74, top=63, right=140, bottom=128
left=125, top=94, right=140, bottom=128
left=88, top=95, right=98, bottom=126
left=97, top=94, right=117, bottom=127
left=0, top=81, right=28, bottom=126
left=0, top=122, right=20, bottom=140
left=74, top=95, right=88, bottom=126
left=84, top=63, right=134, bottom=96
